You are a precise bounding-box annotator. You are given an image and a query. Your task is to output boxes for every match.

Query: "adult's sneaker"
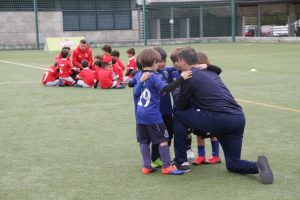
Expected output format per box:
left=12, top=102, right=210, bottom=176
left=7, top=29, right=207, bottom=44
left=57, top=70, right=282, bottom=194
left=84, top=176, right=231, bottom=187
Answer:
left=174, top=161, right=192, bottom=173
left=257, top=155, right=273, bottom=184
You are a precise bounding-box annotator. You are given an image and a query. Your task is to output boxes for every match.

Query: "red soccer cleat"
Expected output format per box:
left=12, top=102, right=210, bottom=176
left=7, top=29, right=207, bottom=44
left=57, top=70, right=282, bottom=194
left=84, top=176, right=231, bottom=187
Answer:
left=205, top=156, right=221, bottom=164
left=193, top=156, right=206, bottom=165
left=142, top=167, right=156, bottom=175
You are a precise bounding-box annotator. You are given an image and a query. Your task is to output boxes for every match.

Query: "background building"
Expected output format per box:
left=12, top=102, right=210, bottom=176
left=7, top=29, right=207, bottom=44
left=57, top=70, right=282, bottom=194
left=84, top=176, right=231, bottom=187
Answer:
left=0, top=0, right=299, bottom=49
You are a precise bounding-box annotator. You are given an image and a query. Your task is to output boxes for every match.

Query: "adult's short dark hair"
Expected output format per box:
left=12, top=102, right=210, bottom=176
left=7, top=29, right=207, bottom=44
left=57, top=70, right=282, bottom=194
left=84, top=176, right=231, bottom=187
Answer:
left=60, top=49, right=69, bottom=58
left=102, top=44, right=112, bottom=53
left=177, top=47, right=199, bottom=65
left=111, top=50, right=120, bottom=58
left=153, top=47, right=167, bottom=62
left=139, top=48, right=161, bottom=68
left=81, top=60, right=88, bottom=68
left=127, top=48, right=135, bottom=56
left=170, top=47, right=183, bottom=63
left=80, top=39, right=87, bottom=44
left=94, top=60, right=102, bottom=67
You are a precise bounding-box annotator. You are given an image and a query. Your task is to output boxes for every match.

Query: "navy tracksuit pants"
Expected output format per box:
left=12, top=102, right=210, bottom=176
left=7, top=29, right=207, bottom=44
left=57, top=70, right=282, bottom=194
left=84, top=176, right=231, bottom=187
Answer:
left=174, top=108, right=258, bottom=174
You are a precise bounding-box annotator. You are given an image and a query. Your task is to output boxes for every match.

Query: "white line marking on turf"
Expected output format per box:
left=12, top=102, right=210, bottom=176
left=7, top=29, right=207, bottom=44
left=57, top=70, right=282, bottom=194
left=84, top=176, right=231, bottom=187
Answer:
left=236, top=98, right=300, bottom=113
left=0, top=59, right=46, bottom=70
left=0, top=81, right=39, bottom=85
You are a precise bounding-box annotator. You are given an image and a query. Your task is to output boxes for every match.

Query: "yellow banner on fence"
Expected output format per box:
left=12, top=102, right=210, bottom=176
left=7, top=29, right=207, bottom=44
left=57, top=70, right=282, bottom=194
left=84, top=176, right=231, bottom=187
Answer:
left=44, top=37, right=85, bottom=51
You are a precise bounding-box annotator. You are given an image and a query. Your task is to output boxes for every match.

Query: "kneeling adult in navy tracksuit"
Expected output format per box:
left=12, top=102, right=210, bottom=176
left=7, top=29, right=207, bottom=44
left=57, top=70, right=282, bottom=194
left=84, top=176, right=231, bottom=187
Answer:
left=173, top=47, right=273, bottom=184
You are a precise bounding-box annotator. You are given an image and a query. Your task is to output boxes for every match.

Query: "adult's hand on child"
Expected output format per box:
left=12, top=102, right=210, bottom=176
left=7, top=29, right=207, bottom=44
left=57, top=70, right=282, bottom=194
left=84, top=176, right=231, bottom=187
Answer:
left=181, top=70, right=192, bottom=80
left=140, top=72, right=152, bottom=82
left=194, top=64, right=208, bottom=69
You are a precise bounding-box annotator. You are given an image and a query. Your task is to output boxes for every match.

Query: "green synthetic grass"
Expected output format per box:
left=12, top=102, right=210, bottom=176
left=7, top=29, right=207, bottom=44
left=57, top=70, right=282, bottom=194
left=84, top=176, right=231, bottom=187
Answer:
left=0, top=43, right=299, bottom=200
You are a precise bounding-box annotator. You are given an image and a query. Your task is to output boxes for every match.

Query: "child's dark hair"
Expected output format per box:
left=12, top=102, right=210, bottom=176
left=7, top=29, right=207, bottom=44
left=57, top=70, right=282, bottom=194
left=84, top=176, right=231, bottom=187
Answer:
left=153, top=47, right=167, bottom=62
left=94, top=60, right=102, bottom=67
left=60, top=49, right=69, bottom=58
left=136, top=55, right=143, bottom=70
left=81, top=60, right=88, bottom=68
left=126, top=48, right=135, bottom=56
left=94, top=55, right=102, bottom=60
left=111, top=50, right=120, bottom=58
left=170, top=47, right=183, bottom=63
left=80, top=39, right=87, bottom=44
left=112, top=57, right=117, bottom=65
left=102, top=62, right=110, bottom=68
left=138, top=48, right=161, bottom=68
left=62, top=46, right=71, bottom=51
left=102, top=45, right=112, bottom=53
left=177, top=47, right=198, bottom=65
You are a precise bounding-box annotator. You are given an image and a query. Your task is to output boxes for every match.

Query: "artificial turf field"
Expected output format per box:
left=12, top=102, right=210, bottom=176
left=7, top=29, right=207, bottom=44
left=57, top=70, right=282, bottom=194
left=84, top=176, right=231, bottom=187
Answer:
left=0, top=43, right=299, bottom=200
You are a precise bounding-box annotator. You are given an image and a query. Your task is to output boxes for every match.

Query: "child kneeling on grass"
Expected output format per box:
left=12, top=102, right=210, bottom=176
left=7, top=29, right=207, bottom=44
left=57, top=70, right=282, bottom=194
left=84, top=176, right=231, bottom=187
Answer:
left=133, top=48, right=192, bottom=175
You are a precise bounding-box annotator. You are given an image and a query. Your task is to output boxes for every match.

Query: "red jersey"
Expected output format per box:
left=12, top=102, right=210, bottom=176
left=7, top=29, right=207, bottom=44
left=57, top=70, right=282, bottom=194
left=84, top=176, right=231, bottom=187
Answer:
left=78, top=68, right=95, bottom=87
left=55, top=53, right=71, bottom=63
left=116, top=58, right=125, bottom=71
left=72, top=46, right=93, bottom=69
left=57, top=59, right=72, bottom=78
left=42, top=66, right=58, bottom=85
left=113, top=63, right=124, bottom=82
left=102, top=54, right=112, bottom=63
left=94, top=67, right=102, bottom=80
left=96, top=68, right=114, bottom=89
left=126, top=57, right=137, bottom=78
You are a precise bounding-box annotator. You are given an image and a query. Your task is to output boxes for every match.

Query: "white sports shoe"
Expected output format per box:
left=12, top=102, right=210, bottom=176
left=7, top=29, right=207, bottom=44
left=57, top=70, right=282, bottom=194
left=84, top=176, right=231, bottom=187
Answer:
left=186, top=149, right=196, bottom=160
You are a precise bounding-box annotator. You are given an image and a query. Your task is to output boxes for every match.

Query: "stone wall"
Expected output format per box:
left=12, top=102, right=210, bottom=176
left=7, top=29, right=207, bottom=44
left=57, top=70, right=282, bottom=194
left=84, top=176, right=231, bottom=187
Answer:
left=0, top=10, right=139, bottom=49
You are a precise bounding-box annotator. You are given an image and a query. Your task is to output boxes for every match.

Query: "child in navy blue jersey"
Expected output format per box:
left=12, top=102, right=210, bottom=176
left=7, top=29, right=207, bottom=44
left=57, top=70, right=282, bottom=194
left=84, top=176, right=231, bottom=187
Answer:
left=134, top=48, right=191, bottom=175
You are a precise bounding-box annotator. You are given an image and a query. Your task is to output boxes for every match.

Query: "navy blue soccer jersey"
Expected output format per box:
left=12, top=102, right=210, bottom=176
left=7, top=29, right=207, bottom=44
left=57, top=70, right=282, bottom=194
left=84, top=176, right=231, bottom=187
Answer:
left=136, top=73, right=165, bottom=125
left=157, top=68, right=173, bottom=115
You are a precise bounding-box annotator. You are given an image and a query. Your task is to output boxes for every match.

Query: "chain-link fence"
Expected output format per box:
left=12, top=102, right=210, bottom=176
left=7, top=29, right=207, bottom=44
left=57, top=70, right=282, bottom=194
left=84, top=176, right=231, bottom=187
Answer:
left=0, top=0, right=299, bottom=49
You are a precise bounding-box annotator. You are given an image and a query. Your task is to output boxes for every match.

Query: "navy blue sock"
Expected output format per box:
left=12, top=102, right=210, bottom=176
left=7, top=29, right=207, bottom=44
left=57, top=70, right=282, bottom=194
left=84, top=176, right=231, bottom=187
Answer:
left=140, top=144, right=151, bottom=169
left=211, top=140, right=220, bottom=157
left=197, top=145, right=205, bottom=156
left=159, top=145, right=171, bottom=168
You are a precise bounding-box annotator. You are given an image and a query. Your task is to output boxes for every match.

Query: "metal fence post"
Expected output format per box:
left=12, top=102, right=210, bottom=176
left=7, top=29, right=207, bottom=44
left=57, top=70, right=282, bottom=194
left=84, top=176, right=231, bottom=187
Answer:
left=231, top=0, right=236, bottom=42
left=143, top=0, right=147, bottom=46
left=33, top=0, right=40, bottom=49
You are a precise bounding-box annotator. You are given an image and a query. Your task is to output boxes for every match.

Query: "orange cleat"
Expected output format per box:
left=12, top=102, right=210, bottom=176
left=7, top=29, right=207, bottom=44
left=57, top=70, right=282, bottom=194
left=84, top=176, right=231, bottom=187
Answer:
left=193, top=156, right=206, bottom=165
left=142, top=167, right=157, bottom=175
left=162, top=165, right=184, bottom=175
left=205, top=156, right=221, bottom=164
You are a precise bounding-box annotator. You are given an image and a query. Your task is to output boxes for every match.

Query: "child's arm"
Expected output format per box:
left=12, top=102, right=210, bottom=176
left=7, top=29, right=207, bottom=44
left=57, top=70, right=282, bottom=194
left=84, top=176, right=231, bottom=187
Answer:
left=134, top=71, right=192, bottom=96
left=194, top=64, right=222, bottom=75
left=161, top=70, right=192, bottom=94
left=133, top=72, right=152, bottom=96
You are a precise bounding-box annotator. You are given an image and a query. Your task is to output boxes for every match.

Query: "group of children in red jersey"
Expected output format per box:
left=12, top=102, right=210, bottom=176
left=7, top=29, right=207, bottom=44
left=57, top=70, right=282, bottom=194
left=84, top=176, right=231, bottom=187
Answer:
left=42, top=39, right=138, bottom=89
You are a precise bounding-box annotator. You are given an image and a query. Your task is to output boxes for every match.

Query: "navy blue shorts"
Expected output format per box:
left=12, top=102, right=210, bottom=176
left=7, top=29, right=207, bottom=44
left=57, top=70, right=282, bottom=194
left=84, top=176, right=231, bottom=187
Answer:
left=136, top=124, right=170, bottom=144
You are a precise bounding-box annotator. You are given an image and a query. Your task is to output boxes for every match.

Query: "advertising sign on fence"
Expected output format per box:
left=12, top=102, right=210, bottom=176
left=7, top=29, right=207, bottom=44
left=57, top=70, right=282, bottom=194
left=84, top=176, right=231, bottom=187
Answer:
left=44, top=37, right=85, bottom=51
